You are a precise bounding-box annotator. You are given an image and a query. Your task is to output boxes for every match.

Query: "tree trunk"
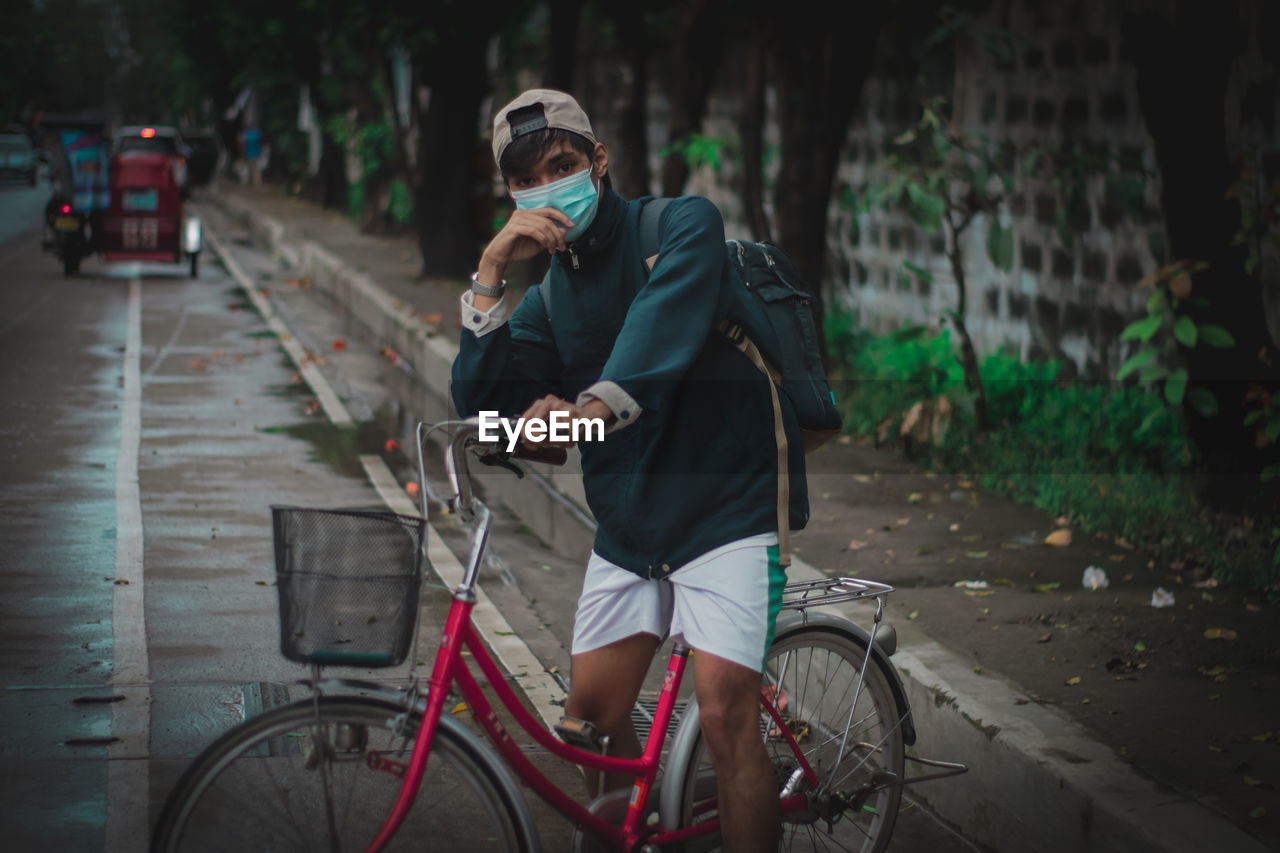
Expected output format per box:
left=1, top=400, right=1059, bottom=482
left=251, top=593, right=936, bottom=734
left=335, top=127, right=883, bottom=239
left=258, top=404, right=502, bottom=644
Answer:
left=771, top=10, right=884, bottom=365
left=416, top=35, right=491, bottom=279
left=602, top=4, right=651, bottom=200
left=1124, top=3, right=1275, bottom=501
left=740, top=32, right=772, bottom=243
left=543, top=0, right=584, bottom=92
left=660, top=0, right=726, bottom=198
left=946, top=217, right=989, bottom=433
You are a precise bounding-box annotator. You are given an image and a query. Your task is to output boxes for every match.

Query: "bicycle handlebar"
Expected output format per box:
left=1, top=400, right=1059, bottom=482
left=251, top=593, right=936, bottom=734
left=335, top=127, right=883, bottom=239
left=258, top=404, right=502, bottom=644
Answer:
left=416, top=418, right=568, bottom=523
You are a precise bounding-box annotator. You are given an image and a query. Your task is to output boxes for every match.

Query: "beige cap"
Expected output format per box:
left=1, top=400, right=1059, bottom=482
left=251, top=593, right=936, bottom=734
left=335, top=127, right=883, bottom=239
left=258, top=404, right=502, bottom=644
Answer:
left=491, top=88, right=596, bottom=165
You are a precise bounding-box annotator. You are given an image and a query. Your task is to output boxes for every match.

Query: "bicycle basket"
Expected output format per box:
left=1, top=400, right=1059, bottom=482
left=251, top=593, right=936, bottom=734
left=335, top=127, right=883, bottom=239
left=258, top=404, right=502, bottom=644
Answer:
left=271, top=506, right=426, bottom=668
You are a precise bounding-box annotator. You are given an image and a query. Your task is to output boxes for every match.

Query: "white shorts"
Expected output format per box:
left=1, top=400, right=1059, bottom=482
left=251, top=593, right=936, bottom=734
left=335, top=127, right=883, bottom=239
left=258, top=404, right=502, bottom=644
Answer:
left=571, top=534, right=785, bottom=673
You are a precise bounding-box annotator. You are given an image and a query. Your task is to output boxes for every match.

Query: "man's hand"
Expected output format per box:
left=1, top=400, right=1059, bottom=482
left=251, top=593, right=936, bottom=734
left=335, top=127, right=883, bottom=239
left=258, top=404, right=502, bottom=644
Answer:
left=474, top=208, right=574, bottom=307
left=518, top=394, right=614, bottom=448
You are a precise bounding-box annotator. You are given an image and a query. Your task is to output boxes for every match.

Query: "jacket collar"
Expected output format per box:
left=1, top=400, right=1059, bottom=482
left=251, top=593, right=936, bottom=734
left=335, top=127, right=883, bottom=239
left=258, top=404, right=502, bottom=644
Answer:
left=563, top=186, right=627, bottom=259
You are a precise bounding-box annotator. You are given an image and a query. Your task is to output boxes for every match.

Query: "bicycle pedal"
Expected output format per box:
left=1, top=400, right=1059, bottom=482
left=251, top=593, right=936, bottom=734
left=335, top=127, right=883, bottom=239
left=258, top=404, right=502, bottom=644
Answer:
left=554, top=716, right=606, bottom=752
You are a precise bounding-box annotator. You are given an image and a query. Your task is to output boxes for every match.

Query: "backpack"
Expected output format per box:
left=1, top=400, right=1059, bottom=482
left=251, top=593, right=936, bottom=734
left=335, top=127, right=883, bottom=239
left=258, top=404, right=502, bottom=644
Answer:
left=638, top=198, right=843, bottom=452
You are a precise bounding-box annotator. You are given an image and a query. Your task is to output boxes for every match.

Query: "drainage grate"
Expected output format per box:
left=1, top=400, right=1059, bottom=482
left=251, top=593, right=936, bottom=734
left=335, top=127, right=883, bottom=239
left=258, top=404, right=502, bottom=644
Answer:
left=631, top=697, right=688, bottom=745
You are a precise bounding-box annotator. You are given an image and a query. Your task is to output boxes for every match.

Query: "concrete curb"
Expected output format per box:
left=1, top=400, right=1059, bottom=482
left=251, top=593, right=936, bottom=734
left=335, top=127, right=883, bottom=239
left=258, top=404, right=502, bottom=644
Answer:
left=205, top=188, right=1269, bottom=853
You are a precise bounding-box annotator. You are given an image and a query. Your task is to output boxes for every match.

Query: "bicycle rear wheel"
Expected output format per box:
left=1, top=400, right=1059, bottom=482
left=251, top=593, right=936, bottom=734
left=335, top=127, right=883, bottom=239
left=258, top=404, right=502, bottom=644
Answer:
left=152, top=696, right=533, bottom=852
left=679, top=627, right=906, bottom=853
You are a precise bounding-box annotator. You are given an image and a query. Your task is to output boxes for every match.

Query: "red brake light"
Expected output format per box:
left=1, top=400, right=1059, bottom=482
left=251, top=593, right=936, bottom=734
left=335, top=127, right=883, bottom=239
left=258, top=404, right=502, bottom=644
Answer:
left=141, top=127, right=156, bottom=138
left=60, top=204, right=72, bottom=214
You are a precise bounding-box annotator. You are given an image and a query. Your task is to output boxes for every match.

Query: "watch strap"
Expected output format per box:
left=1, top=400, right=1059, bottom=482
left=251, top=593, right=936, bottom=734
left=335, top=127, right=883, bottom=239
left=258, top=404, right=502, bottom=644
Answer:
left=470, top=272, right=506, bottom=298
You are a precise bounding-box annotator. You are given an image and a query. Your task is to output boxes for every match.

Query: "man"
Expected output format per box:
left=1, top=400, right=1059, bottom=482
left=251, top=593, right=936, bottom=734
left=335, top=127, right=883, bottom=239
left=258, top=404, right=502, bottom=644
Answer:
left=450, top=89, right=808, bottom=852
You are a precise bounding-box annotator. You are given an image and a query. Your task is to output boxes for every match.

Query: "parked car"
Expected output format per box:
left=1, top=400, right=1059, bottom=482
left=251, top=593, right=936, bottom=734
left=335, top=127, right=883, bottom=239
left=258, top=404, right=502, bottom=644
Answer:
left=0, top=133, right=39, bottom=185
left=112, top=125, right=192, bottom=197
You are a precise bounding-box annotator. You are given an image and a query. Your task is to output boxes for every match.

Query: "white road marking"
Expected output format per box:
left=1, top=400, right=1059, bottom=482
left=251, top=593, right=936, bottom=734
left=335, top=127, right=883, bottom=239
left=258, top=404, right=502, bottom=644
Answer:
left=203, top=225, right=354, bottom=427
left=206, top=217, right=563, bottom=728
left=105, top=277, right=150, bottom=852
left=360, top=454, right=566, bottom=728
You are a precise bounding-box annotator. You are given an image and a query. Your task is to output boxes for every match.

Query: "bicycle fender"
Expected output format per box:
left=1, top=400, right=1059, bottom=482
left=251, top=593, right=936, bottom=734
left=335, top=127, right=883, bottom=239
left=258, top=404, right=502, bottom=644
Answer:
left=657, top=693, right=704, bottom=831
left=774, top=611, right=917, bottom=747
left=437, top=714, right=544, bottom=853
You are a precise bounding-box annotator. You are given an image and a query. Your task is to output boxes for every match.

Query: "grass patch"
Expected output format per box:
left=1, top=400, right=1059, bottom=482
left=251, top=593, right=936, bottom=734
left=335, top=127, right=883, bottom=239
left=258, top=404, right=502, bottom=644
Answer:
left=825, top=309, right=1278, bottom=595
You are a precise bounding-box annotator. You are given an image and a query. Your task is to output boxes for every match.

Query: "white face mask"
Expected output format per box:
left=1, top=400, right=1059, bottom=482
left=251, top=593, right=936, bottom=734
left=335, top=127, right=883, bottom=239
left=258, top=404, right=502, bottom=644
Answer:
left=510, top=167, right=601, bottom=242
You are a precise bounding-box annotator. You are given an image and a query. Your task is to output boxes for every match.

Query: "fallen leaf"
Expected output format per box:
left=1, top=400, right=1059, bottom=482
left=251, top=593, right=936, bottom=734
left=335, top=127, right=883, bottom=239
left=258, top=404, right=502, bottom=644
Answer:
left=1037, top=633, right=1053, bottom=643
left=907, top=492, right=923, bottom=503
left=847, top=540, right=869, bottom=551
left=1134, top=641, right=1146, bottom=652
left=1203, top=628, right=1238, bottom=640
left=895, top=517, right=911, bottom=526
left=1044, top=529, right=1073, bottom=547
left=907, top=611, right=919, bottom=620
left=1066, top=676, right=1082, bottom=686
left=1029, top=582, right=1062, bottom=594
left=966, top=550, right=990, bottom=558
left=957, top=479, right=974, bottom=488
left=973, top=666, right=983, bottom=674
left=451, top=702, right=469, bottom=715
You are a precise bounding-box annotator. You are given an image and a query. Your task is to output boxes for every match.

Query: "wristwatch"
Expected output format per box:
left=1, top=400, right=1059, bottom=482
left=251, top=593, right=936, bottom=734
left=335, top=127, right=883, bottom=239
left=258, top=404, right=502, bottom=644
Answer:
left=470, top=272, right=506, bottom=298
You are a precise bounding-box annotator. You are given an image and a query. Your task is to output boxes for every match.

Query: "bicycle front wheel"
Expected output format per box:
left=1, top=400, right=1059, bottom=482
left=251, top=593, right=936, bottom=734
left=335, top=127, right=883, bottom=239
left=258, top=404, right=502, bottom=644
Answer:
left=152, top=696, right=533, bottom=852
left=679, top=628, right=906, bottom=853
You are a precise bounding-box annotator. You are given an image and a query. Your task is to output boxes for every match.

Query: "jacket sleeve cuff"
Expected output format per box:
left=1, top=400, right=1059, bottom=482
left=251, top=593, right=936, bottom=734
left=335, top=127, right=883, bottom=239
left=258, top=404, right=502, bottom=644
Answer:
left=576, top=381, right=641, bottom=433
left=460, top=290, right=510, bottom=338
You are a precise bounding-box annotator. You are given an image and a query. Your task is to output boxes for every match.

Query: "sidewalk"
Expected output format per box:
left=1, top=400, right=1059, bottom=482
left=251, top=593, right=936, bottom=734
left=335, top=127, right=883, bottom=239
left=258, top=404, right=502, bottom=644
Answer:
left=196, top=180, right=1278, bottom=852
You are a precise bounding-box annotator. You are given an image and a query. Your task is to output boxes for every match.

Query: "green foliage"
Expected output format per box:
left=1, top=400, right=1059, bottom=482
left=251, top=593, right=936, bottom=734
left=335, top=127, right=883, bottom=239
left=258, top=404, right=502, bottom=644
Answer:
left=659, top=133, right=737, bottom=174
left=1226, top=152, right=1280, bottom=277
left=389, top=180, right=413, bottom=227
left=1116, top=261, right=1235, bottom=414
left=824, top=320, right=1279, bottom=593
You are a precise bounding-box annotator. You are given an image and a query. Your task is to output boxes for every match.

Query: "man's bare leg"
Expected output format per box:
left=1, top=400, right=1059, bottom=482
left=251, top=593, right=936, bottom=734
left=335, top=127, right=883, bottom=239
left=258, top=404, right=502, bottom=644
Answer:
left=693, top=651, right=779, bottom=853
left=564, top=633, right=660, bottom=794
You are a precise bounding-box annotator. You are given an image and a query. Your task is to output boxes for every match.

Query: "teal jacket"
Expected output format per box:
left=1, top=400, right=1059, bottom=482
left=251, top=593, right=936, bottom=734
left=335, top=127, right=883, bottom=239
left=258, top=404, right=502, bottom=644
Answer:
left=450, top=188, right=808, bottom=579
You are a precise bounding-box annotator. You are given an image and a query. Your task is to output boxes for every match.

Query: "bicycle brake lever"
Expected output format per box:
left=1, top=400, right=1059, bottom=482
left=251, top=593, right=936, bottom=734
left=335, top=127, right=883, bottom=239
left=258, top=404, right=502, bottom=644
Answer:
left=474, top=451, right=525, bottom=479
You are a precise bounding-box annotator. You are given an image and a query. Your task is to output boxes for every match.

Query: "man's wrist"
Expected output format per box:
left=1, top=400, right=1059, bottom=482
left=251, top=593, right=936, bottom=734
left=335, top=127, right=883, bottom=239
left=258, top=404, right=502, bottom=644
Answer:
left=470, top=271, right=506, bottom=298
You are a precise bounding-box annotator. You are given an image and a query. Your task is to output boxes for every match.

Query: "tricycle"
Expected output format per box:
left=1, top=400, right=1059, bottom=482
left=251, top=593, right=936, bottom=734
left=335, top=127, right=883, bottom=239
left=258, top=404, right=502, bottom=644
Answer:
left=99, top=150, right=201, bottom=277
left=42, top=120, right=200, bottom=277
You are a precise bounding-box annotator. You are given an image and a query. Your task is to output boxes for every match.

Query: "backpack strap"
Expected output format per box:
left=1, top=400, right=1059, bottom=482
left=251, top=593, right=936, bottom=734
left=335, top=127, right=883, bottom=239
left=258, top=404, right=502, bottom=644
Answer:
left=722, top=322, right=792, bottom=567
left=640, top=197, right=791, bottom=567
left=639, top=197, right=672, bottom=270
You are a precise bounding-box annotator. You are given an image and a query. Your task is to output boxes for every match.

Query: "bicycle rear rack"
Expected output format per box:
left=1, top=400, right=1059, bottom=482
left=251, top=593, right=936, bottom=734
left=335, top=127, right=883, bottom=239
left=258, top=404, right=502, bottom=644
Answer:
left=780, top=577, right=893, bottom=612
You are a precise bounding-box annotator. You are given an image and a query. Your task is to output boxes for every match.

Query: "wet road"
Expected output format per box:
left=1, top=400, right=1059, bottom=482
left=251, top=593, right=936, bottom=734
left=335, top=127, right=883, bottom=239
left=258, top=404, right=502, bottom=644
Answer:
left=0, top=189, right=975, bottom=852
left=0, top=200, right=393, bottom=850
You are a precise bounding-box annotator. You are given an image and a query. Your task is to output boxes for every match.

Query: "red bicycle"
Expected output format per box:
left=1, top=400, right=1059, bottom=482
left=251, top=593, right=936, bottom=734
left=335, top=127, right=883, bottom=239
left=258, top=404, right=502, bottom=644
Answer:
left=152, top=419, right=963, bottom=852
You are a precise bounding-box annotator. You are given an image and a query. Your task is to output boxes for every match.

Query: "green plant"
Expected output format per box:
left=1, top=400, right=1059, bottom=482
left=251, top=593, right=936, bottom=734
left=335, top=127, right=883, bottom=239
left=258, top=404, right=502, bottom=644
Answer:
left=658, top=133, right=736, bottom=174
left=850, top=96, right=1024, bottom=432
left=1116, top=260, right=1236, bottom=415
left=1243, top=385, right=1280, bottom=483
left=389, top=179, right=413, bottom=227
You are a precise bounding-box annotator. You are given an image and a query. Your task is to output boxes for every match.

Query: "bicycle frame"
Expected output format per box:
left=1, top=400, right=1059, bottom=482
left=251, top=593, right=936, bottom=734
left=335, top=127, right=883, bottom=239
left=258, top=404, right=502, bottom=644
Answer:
left=362, top=422, right=826, bottom=852
left=365, top=546, right=824, bottom=853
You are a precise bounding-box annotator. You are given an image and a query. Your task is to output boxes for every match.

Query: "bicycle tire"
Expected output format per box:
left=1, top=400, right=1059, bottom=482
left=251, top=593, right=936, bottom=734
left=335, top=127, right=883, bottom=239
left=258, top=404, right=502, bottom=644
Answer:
left=677, top=627, right=906, bottom=853
left=152, top=695, right=535, bottom=852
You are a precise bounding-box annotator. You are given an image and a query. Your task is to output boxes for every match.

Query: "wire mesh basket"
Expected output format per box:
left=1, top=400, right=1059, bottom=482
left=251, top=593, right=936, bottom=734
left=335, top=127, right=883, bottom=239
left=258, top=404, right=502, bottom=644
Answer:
left=271, top=506, right=426, bottom=668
